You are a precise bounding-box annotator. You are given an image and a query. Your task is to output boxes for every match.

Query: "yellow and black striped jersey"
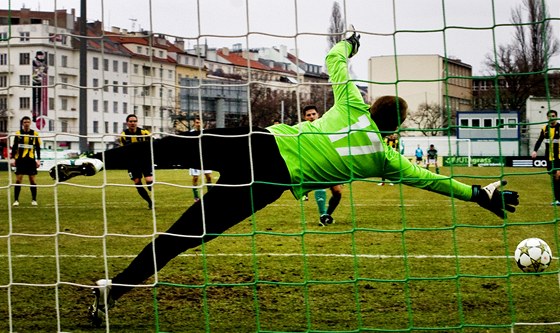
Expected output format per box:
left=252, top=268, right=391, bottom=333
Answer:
left=534, top=123, right=560, bottom=161
left=11, top=129, right=41, bottom=160
left=119, top=128, right=151, bottom=146
left=384, top=137, right=399, bottom=151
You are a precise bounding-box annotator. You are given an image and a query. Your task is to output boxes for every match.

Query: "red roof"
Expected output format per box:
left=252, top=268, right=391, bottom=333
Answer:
left=217, top=49, right=271, bottom=70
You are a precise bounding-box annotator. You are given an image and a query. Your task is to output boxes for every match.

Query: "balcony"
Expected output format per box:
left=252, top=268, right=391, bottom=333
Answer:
left=56, top=66, right=79, bottom=76
left=53, top=109, right=79, bottom=119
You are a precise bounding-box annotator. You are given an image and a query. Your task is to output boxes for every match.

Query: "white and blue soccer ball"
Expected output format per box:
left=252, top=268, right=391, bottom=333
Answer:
left=514, top=238, right=553, bottom=273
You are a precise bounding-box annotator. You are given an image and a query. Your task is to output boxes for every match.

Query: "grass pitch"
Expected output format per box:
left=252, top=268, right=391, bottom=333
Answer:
left=0, top=167, right=558, bottom=332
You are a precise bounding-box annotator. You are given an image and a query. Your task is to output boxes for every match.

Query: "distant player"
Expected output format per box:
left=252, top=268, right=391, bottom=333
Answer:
left=426, top=144, right=440, bottom=174
left=301, top=105, right=343, bottom=226
left=415, top=144, right=424, bottom=165
left=10, top=116, right=41, bottom=206
left=120, top=114, right=153, bottom=209
left=531, top=109, right=560, bottom=205
left=189, top=117, right=212, bottom=202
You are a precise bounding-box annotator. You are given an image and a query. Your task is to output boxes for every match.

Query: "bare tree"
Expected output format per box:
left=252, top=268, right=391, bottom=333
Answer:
left=482, top=0, right=559, bottom=114
left=407, top=103, right=454, bottom=136
left=327, top=2, right=345, bottom=49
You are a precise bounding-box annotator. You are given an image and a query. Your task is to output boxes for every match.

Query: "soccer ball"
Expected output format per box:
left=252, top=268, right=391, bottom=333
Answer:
left=514, top=238, right=553, bottom=273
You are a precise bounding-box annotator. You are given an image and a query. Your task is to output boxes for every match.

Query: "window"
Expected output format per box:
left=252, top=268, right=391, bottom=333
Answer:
left=61, top=77, right=68, bottom=89
left=133, top=64, right=139, bottom=74
left=93, top=78, right=99, bottom=88
left=122, top=62, right=128, bottom=73
left=0, top=53, right=7, bottom=65
left=93, top=99, right=99, bottom=112
left=103, top=100, right=108, bottom=113
left=104, top=121, right=109, bottom=133
left=0, top=97, right=7, bottom=110
left=113, top=60, right=118, bottom=72
left=49, top=98, right=54, bottom=110
left=93, top=121, right=99, bottom=133
left=103, top=80, right=108, bottom=92
left=92, top=57, right=99, bottom=70
left=113, top=101, right=118, bottom=113
left=113, top=81, right=118, bottom=93
left=19, top=32, right=30, bottom=42
left=122, top=102, right=128, bottom=114
left=20, top=53, right=30, bottom=65
left=460, top=119, right=469, bottom=127
left=20, top=97, right=30, bottom=109
left=496, top=118, right=504, bottom=128
left=168, top=69, right=173, bottom=79
left=142, top=86, right=150, bottom=97
left=483, top=118, right=493, bottom=128
left=113, top=122, right=118, bottom=133
left=0, top=75, right=7, bottom=87
left=61, top=98, right=68, bottom=110
left=122, top=82, right=128, bottom=94
left=61, top=55, right=68, bottom=67
left=19, top=75, right=30, bottom=86
left=143, top=66, right=151, bottom=76
left=0, top=32, right=7, bottom=40
left=48, top=53, right=55, bottom=66
left=61, top=120, right=68, bottom=132
left=136, top=46, right=142, bottom=54
left=471, top=118, right=480, bottom=127
left=507, top=118, right=517, bottom=129
left=103, top=59, right=109, bottom=71
left=48, top=119, right=54, bottom=131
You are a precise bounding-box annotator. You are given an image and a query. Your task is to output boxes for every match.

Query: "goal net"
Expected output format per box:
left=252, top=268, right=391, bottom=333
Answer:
left=1, top=0, right=559, bottom=332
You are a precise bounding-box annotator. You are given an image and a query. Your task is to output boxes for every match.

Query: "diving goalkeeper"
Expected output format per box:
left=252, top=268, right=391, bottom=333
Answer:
left=51, top=31, right=519, bottom=326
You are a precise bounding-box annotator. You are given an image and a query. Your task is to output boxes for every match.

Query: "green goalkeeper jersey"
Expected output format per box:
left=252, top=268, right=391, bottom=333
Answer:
left=267, top=41, right=472, bottom=201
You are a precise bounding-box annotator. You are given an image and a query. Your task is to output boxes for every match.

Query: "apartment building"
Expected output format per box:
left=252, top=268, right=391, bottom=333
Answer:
left=368, top=54, right=473, bottom=131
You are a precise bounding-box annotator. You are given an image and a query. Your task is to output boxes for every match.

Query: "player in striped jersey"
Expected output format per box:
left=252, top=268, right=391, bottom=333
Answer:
left=120, top=114, right=153, bottom=209
left=10, top=116, right=41, bottom=206
left=531, top=109, right=560, bottom=205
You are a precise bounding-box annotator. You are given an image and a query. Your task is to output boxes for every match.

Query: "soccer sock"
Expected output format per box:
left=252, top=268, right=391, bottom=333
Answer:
left=14, top=185, right=21, bottom=201
left=326, top=193, right=341, bottom=216
left=314, top=189, right=327, bottom=215
left=554, top=180, right=560, bottom=201
left=136, top=187, right=152, bottom=204
left=436, top=167, right=440, bottom=174
left=192, top=188, right=200, bottom=199
left=30, top=187, right=37, bottom=201
left=146, top=181, right=153, bottom=191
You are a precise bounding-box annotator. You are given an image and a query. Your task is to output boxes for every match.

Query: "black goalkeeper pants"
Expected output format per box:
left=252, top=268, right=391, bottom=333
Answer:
left=98, top=127, right=292, bottom=300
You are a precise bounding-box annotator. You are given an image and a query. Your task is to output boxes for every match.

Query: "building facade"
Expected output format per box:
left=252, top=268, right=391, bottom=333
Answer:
left=368, top=54, right=472, bottom=132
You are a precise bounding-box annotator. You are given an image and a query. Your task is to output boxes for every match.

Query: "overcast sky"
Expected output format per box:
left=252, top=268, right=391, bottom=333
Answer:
left=9, top=0, right=560, bottom=77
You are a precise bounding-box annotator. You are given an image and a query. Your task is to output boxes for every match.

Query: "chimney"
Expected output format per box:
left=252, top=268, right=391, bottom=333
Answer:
left=175, top=38, right=185, bottom=51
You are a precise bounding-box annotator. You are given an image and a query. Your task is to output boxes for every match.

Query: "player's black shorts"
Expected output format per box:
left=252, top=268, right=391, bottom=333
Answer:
left=127, top=166, right=153, bottom=180
left=14, top=157, right=38, bottom=175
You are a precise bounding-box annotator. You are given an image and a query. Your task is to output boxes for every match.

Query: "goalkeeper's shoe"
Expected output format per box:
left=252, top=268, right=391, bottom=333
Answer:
left=49, top=158, right=103, bottom=182
left=89, top=279, right=114, bottom=327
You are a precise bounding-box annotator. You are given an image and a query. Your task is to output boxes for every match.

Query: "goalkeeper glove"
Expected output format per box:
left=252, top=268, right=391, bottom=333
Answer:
left=345, top=25, right=360, bottom=58
left=471, top=180, right=519, bottom=218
